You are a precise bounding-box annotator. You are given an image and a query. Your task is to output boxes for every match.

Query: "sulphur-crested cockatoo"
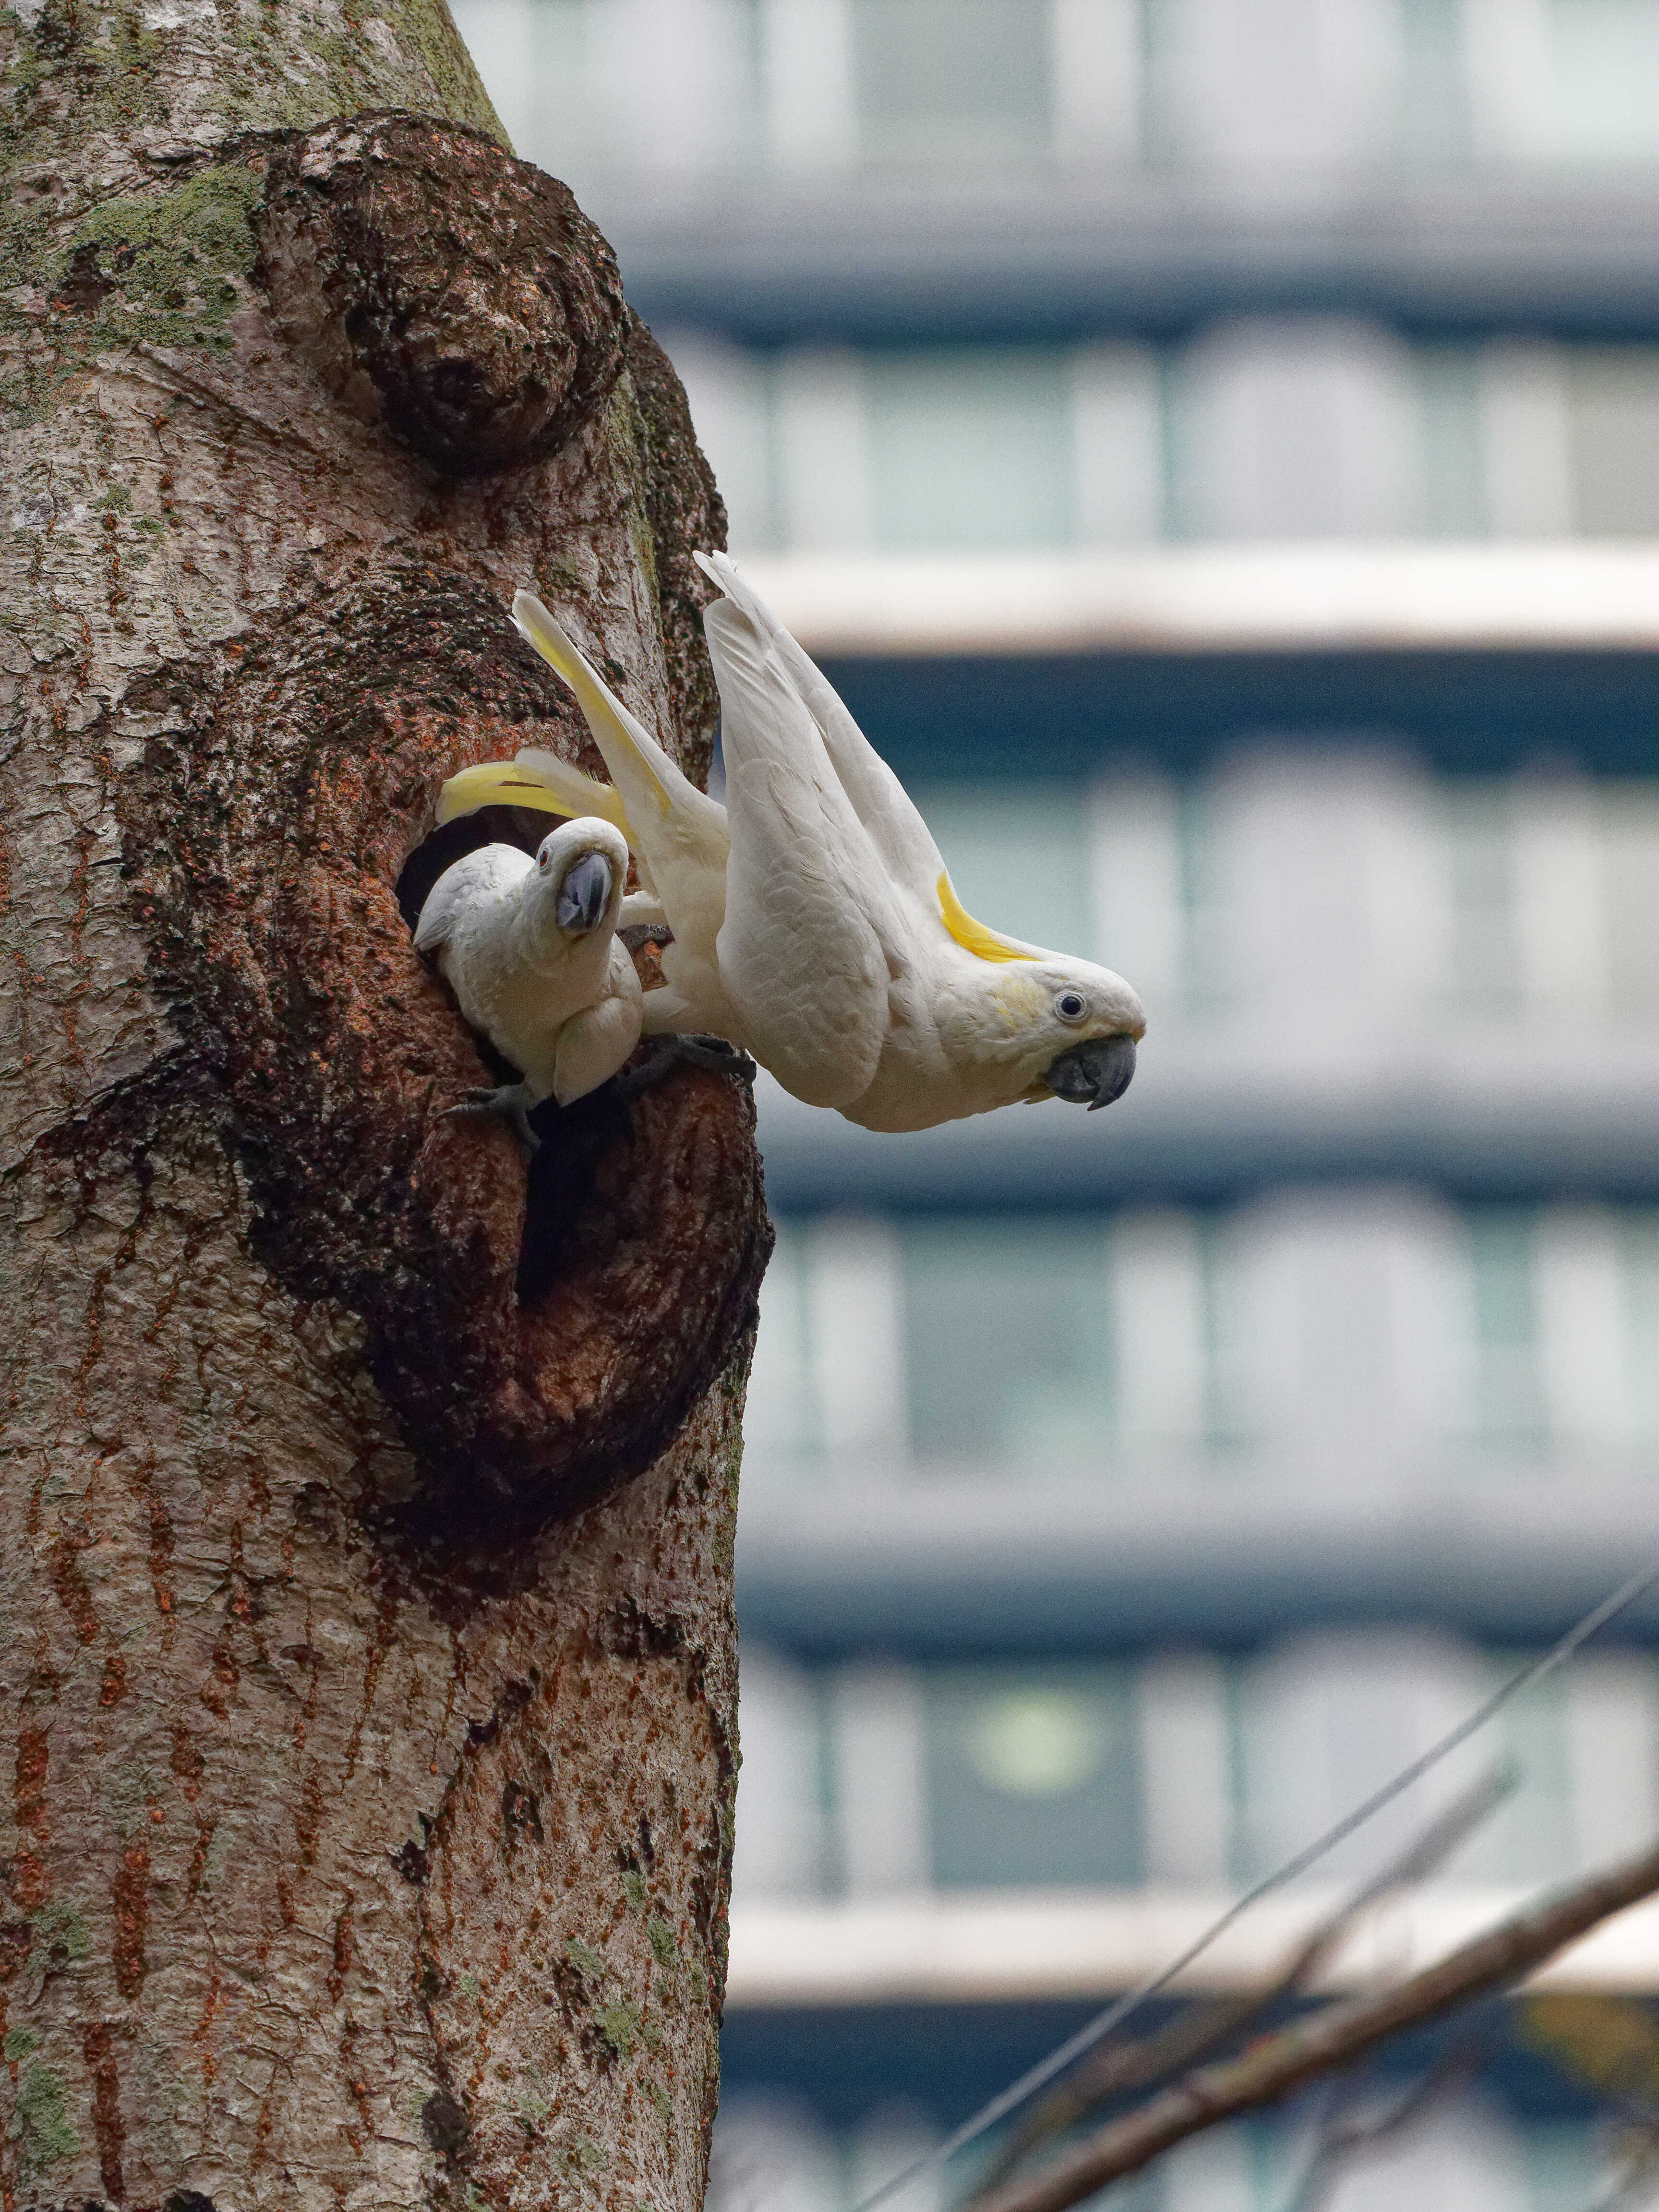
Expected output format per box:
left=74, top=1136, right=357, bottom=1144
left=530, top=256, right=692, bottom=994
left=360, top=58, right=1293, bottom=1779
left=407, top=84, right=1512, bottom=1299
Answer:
left=414, top=817, right=641, bottom=1153
left=438, top=560, right=1144, bottom=1131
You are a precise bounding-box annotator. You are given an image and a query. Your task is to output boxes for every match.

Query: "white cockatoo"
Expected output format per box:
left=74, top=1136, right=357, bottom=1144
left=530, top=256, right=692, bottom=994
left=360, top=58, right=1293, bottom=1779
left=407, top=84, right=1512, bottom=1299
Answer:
left=414, top=816, right=641, bottom=1153
left=437, top=559, right=1144, bottom=1132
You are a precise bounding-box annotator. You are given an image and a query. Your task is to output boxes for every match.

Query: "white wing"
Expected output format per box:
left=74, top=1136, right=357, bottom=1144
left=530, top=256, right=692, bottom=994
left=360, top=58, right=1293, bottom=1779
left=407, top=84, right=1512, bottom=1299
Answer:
left=413, top=842, right=530, bottom=953
left=695, top=551, right=947, bottom=911
left=551, top=940, right=644, bottom=1105
left=704, top=598, right=902, bottom=1108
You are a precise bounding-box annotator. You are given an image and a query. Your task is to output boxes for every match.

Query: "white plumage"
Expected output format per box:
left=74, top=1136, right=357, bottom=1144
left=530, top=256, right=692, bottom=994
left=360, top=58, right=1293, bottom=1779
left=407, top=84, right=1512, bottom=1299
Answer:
left=414, top=816, right=641, bottom=1151
left=436, top=562, right=1145, bottom=1133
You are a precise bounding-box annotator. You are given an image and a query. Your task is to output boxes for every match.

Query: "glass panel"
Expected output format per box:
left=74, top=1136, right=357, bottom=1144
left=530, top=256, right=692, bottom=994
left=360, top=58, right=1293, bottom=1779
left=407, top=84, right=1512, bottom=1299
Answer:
left=1549, top=0, right=1659, bottom=161
left=1601, top=785, right=1659, bottom=1020
left=851, top=0, right=1053, bottom=157
left=1418, top=346, right=1487, bottom=536
left=924, top=1662, right=1142, bottom=1887
left=1623, top=1214, right=1659, bottom=1439
left=1198, top=1216, right=1259, bottom=1448
left=864, top=350, right=1073, bottom=552
left=1442, top=787, right=1522, bottom=1016
left=451, top=0, right=590, bottom=171
left=1174, top=784, right=1234, bottom=1019
left=1467, top=1213, right=1548, bottom=1446
left=914, top=783, right=1092, bottom=954
left=744, top=1224, right=817, bottom=1470
left=1396, top=0, right=1471, bottom=161
left=900, top=1220, right=1115, bottom=1469
left=1485, top=1665, right=1576, bottom=1884
left=1568, top=349, right=1659, bottom=534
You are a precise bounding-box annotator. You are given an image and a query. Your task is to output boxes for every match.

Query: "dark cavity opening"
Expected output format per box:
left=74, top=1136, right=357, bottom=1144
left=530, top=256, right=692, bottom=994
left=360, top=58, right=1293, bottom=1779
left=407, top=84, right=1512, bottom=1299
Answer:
left=396, top=804, right=642, bottom=1309
left=394, top=801, right=545, bottom=934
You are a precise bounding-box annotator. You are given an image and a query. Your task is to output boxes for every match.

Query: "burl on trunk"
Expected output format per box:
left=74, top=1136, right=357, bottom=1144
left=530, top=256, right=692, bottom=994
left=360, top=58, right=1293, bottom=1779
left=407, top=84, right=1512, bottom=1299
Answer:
left=0, top=14, right=770, bottom=2208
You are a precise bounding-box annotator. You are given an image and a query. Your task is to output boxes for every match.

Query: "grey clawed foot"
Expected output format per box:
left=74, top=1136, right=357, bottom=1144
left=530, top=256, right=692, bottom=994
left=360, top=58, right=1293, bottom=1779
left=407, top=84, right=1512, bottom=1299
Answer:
left=609, top=1033, right=758, bottom=1101
left=442, top=1082, right=541, bottom=1157
left=671, top=1034, right=758, bottom=1085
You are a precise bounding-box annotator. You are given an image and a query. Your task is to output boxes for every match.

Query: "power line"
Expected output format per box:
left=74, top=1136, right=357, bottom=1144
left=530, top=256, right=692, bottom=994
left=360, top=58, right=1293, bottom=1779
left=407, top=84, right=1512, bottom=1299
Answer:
left=851, top=1551, right=1659, bottom=2212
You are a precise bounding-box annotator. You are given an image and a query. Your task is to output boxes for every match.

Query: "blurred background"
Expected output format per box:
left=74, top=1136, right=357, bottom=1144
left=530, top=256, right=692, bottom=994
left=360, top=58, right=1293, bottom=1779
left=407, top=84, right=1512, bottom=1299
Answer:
left=449, top=3, right=1659, bottom=2205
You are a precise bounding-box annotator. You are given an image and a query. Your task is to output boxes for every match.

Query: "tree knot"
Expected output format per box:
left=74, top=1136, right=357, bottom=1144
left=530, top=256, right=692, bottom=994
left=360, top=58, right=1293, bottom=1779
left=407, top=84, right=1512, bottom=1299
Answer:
left=257, top=112, right=630, bottom=476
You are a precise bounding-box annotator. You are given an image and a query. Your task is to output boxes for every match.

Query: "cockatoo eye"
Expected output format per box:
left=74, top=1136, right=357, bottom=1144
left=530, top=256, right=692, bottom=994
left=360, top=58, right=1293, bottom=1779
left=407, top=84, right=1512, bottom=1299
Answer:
left=538, top=847, right=553, bottom=871
left=1054, top=990, right=1088, bottom=1025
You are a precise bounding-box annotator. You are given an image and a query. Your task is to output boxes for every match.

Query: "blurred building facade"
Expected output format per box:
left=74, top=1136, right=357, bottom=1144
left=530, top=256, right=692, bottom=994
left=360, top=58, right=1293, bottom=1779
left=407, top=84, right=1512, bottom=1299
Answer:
left=450, top=4, right=1659, bottom=2206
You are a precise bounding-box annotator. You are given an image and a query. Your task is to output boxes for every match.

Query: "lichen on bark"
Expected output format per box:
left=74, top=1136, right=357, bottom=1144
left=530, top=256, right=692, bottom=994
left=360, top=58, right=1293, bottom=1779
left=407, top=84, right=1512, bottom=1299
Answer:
left=0, top=7, right=765, bottom=2206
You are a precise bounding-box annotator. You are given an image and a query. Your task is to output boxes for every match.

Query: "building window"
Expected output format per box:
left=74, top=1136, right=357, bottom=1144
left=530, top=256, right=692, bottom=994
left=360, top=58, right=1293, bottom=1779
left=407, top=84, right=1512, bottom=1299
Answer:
left=1466, top=1213, right=1548, bottom=1449
left=1602, top=785, right=1659, bottom=1020
left=1623, top=1216, right=1659, bottom=1441
left=1442, top=788, right=1524, bottom=1018
left=865, top=350, right=1075, bottom=552
left=1547, top=0, right=1659, bottom=161
left=923, top=1665, right=1143, bottom=1887
left=899, top=1219, right=1117, bottom=1471
left=914, top=782, right=1093, bottom=955
left=1567, top=349, right=1659, bottom=536
left=850, top=0, right=1055, bottom=159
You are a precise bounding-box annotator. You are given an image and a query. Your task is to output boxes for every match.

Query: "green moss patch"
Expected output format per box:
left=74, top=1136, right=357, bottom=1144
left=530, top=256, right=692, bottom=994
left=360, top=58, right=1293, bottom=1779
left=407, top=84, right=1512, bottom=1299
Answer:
left=7, top=2058, right=78, bottom=2182
left=64, top=162, right=263, bottom=351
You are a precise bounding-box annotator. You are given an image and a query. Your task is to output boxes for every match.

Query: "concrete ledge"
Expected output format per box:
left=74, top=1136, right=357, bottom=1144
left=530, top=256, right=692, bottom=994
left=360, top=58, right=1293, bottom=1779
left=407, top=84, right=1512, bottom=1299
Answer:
left=598, top=168, right=1659, bottom=341
left=754, top=1035, right=1659, bottom=1212
left=739, top=546, right=1659, bottom=660
left=736, top=1476, right=1659, bottom=1648
left=727, top=1884, right=1659, bottom=2007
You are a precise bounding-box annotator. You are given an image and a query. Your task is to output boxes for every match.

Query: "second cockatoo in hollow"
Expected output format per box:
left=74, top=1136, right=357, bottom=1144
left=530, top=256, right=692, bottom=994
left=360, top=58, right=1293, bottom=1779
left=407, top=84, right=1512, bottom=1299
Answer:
left=414, top=817, right=642, bottom=1154
left=437, top=558, right=1145, bottom=1133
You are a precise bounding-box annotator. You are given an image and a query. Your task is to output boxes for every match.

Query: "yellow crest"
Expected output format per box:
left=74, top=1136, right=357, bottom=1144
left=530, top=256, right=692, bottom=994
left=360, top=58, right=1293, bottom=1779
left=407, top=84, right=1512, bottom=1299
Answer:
left=437, top=762, right=577, bottom=826
left=937, top=871, right=1036, bottom=965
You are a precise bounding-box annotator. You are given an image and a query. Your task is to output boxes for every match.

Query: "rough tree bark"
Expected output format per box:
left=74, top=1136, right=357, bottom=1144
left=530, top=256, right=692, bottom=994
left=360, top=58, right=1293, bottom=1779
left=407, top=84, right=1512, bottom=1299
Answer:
left=0, top=12, right=771, bottom=2211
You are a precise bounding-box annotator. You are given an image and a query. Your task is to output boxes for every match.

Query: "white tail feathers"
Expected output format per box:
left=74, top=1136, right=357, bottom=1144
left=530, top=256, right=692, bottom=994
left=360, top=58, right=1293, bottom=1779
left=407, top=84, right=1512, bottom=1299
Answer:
left=511, top=590, right=684, bottom=822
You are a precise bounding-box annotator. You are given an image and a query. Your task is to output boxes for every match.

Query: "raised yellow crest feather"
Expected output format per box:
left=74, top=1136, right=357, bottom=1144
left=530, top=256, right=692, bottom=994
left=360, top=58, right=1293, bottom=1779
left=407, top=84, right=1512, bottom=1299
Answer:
left=937, top=871, right=1036, bottom=964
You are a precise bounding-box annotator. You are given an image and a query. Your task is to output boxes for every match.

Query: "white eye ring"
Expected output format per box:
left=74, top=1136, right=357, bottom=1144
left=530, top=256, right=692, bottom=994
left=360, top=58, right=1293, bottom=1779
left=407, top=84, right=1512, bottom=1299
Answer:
left=538, top=848, right=553, bottom=870
left=1054, top=990, right=1088, bottom=1025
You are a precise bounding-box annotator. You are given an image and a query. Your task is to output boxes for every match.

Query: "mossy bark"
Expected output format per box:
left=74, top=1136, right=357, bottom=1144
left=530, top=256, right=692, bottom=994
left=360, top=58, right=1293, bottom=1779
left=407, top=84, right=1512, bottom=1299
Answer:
left=1, top=15, right=767, bottom=2211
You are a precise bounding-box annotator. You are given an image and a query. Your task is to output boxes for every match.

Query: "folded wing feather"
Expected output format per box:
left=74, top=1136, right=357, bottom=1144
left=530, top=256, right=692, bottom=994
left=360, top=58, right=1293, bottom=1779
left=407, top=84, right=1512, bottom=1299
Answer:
left=703, top=597, right=899, bottom=1108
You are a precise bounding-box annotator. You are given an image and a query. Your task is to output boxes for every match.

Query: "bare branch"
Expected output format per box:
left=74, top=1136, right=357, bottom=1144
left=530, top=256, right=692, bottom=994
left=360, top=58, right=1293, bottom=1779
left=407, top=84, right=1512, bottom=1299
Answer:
left=1272, top=2045, right=1484, bottom=2212
left=1586, top=2129, right=1659, bottom=2212
left=977, top=1764, right=1514, bottom=2193
left=963, top=1838, right=1659, bottom=2212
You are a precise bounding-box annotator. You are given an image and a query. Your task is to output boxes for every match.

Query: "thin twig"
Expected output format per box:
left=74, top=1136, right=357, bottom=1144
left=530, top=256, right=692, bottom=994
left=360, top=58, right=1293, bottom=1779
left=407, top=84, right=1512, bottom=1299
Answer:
left=857, top=1551, right=1659, bottom=2212
left=1273, top=2044, right=1484, bottom=2212
left=977, top=1764, right=1515, bottom=2193
left=1584, top=2123, right=1659, bottom=2212
left=963, top=1837, right=1659, bottom=2212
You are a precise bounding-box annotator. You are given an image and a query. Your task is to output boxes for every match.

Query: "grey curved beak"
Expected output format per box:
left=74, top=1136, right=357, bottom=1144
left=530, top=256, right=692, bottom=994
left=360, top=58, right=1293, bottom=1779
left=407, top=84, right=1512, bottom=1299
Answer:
left=1045, top=1032, right=1137, bottom=1111
left=556, top=850, right=613, bottom=935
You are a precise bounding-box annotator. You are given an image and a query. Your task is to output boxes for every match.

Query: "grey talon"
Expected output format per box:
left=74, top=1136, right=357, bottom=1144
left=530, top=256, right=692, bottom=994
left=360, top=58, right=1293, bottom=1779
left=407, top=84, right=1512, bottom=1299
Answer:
left=607, top=1033, right=758, bottom=1102
left=674, top=1034, right=758, bottom=1084
left=443, top=1081, right=542, bottom=1158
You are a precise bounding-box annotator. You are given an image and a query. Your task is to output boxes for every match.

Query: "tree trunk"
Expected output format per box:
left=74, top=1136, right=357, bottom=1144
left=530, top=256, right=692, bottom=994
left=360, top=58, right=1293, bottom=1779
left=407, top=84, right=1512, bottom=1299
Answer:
left=0, top=15, right=770, bottom=2210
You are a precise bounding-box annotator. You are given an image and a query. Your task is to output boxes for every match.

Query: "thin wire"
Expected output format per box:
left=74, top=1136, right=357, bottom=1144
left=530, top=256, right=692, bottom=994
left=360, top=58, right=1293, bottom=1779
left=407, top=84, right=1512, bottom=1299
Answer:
left=851, top=1550, right=1659, bottom=2212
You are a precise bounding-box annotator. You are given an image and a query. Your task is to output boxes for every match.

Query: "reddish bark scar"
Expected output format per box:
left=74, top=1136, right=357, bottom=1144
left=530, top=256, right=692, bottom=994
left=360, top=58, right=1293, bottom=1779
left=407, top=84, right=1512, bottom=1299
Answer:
left=83, top=2020, right=126, bottom=2202
left=112, top=1843, right=148, bottom=1998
